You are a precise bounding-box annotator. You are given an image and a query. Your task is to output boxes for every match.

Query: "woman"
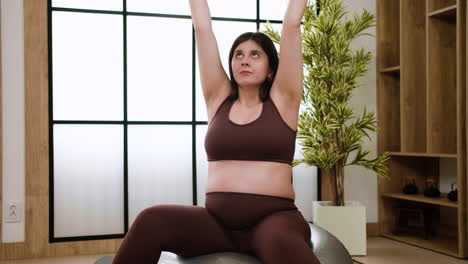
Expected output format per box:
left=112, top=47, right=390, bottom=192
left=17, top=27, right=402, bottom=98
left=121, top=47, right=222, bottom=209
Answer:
left=112, top=0, right=320, bottom=263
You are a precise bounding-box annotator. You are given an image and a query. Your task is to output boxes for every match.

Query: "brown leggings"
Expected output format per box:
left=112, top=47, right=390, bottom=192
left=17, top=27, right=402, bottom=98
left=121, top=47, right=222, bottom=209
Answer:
left=112, top=192, right=321, bottom=264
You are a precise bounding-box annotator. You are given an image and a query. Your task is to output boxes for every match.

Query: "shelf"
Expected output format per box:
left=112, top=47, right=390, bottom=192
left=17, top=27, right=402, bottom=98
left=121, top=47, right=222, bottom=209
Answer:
left=388, top=152, right=457, bottom=158
left=382, top=232, right=458, bottom=257
left=377, top=73, right=400, bottom=152
left=400, top=0, right=427, bottom=153
left=380, top=66, right=400, bottom=75
left=377, top=0, right=399, bottom=67
left=427, top=0, right=457, bottom=13
left=377, top=0, right=467, bottom=258
left=381, top=193, right=458, bottom=208
left=428, top=5, right=457, bottom=21
left=427, top=11, right=457, bottom=153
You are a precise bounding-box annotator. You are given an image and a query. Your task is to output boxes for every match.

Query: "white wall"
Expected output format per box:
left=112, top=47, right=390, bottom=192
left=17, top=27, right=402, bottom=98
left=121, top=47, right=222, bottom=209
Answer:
left=343, top=0, right=379, bottom=223
left=1, top=0, right=26, bottom=243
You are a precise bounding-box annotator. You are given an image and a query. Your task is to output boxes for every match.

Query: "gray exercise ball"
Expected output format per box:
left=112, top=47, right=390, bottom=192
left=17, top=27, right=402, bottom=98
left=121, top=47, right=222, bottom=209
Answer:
left=96, top=223, right=353, bottom=264
left=309, top=223, right=353, bottom=264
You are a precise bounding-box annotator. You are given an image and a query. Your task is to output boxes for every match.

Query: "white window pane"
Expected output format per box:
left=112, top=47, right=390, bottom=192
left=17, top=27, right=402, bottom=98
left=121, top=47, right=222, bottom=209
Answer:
left=54, top=125, right=124, bottom=238
left=52, top=12, right=123, bottom=121
left=260, top=22, right=282, bottom=52
left=196, top=125, right=209, bottom=206
left=127, top=16, right=192, bottom=121
left=196, top=21, right=257, bottom=121
left=127, top=0, right=191, bottom=15
left=261, top=0, right=315, bottom=21
left=129, top=0, right=255, bottom=18
left=128, top=125, right=193, bottom=225
left=207, top=0, right=256, bottom=19
left=196, top=90, right=207, bottom=122
left=52, top=0, right=122, bottom=11
left=260, top=0, right=288, bottom=21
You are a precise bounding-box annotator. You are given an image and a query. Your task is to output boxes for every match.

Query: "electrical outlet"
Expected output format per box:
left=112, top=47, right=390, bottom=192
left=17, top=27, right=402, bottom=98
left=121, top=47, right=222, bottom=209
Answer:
left=5, top=200, right=22, bottom=223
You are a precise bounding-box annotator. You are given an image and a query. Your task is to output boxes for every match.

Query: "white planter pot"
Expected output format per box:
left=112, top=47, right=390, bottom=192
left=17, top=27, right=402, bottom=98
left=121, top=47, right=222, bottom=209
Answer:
left=312, top=201, right=366, bottom=256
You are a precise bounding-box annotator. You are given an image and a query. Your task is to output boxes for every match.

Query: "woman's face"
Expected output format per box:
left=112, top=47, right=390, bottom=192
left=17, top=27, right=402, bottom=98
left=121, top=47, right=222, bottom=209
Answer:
left=231, top=40, right=271, bottom=88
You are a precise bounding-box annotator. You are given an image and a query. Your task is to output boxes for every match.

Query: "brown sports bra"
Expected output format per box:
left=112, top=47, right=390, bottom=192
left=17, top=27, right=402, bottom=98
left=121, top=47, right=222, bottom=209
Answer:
left=204, top=95, right=297, bottom=165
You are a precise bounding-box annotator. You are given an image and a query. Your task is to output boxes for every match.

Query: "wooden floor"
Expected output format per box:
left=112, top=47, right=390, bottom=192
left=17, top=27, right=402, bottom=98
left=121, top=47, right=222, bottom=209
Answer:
left=354, top=237, right=468, bottom=264
left=1, top=237, right=468, bottom=264
left=0, top=254, right=108, bottom=264
left=0, top=255, right=357, bottom=264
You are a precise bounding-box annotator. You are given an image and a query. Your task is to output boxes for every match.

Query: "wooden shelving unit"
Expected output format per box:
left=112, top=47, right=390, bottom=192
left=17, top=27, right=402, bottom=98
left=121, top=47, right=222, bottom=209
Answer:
left=380, top=66, right=400, bottom=75
left=382, top=232, right=459, bottom=256
left=377, top=0, right=467, bottom=258
left=427, top=0, right=457, bottom=13
left=388, top=152, right=458, bottom=158
left=381, top=193, right=458, bottom=208
left=428, top=5, right=457, bottom=20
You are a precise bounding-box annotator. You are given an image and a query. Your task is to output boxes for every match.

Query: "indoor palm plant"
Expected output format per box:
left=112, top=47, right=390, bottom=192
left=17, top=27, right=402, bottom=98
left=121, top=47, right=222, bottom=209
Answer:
left=264, top=0, right=390, bottom=207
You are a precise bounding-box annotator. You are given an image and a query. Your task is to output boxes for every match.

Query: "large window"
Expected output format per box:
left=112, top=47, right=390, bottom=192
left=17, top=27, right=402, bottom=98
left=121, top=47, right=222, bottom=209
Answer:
left=49, top=0, right=318, bottom=242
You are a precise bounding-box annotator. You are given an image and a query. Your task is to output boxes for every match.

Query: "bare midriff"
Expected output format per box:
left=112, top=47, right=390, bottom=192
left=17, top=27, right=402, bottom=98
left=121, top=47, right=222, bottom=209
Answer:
left=205, top=160, right=295, bottom=200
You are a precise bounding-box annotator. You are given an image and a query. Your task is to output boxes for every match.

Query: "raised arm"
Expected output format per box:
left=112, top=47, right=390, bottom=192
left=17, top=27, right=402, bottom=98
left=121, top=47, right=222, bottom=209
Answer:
left=189, top=0, right=230, bottom=106
left=272, top=0, right=307, bottom=100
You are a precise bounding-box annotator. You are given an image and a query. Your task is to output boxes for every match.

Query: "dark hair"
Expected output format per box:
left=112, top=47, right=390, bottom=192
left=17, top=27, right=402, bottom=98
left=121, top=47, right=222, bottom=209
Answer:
left=227, top=32, right=279, bottom=102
